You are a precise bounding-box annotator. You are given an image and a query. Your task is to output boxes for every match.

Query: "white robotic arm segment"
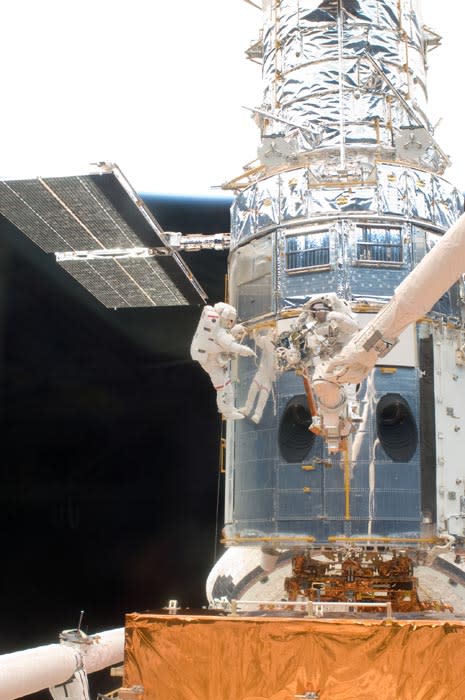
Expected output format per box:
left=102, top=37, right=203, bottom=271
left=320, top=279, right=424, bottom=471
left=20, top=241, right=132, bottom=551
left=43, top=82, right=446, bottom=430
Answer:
left=309, top=213, right=465, bottom=449
left=385, top=212, right=465, bottom=336
left=0, top=629, right=124, bottom=700
left=322, top=327, right=392, bottom=385
left=299, top=215, right=465, bottom=451
left=322, top=212, right=465, bottom=387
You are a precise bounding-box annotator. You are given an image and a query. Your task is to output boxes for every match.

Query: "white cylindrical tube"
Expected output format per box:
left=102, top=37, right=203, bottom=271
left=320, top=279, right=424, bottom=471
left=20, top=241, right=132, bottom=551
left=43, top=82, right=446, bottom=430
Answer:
left=0, top=628, right=124, bottom=700
left=371, top=212, right=465, bottom=341
left=0, top=645, right=79, bottom=700
left=323, top=212, right=465, bottom=385
left=80, top=628, right=125, bottom=674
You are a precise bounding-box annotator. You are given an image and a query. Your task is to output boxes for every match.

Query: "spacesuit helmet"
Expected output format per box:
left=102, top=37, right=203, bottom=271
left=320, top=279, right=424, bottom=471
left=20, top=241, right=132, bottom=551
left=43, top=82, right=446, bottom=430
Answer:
left=310, top=301, right=331, bottom=320
left=214, top=302, right=237, bottom=329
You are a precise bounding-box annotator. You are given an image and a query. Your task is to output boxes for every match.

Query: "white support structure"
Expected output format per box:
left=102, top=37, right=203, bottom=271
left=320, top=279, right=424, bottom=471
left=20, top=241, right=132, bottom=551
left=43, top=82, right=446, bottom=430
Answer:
left=231, top=598, right=393, bottom=619
left=432, top=324, right=465, bottom=537
left=167, top=232, right=230, bottom=251
left=55, top=233, right=231, bottom=264
left=56, top=247, right=166, bottom=262
left=0, top=628, right=124, bottom=700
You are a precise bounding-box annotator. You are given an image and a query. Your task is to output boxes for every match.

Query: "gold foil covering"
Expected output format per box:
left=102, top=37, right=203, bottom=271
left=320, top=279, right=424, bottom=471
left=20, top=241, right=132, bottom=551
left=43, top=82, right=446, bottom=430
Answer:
left=124, top=613, right=465, bottom=699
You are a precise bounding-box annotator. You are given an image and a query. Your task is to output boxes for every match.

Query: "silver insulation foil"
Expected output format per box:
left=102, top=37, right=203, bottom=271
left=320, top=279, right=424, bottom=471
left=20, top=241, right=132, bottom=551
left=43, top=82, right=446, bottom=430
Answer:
left=224, top=1, right=465, bottom=544
left=256, top=0, right=445, bottom=171
left=230, top=165, right=463, bottom=249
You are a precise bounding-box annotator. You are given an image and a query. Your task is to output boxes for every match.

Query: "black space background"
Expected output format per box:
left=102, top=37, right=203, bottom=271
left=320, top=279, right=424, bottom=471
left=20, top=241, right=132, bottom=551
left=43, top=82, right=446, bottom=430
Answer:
left=0, top=194, right=231, bottom=695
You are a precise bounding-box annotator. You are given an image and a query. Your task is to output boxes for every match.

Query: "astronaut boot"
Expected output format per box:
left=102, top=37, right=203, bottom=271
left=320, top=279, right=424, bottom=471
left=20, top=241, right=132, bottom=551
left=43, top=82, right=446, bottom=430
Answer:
left=219, top=387, right=245, bottom=420
left=239, top=385, right=258, bottom=417
left=251, top=389, right=269, bottom=424
left=223, top=410, right=246, bottom=420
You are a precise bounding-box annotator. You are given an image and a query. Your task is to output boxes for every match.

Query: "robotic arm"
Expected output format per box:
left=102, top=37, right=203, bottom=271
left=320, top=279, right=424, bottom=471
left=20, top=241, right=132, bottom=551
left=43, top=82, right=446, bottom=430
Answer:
left=312, top=213, right=465, bottom=451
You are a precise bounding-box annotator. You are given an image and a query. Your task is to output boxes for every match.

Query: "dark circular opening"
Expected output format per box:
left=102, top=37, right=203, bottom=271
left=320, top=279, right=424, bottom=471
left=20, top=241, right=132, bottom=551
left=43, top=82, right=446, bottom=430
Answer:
left=376, top=393, right=418, bottom=462
left=278, top=394, right=315, bottom=463
left=381, top=403, right=402, bottom=424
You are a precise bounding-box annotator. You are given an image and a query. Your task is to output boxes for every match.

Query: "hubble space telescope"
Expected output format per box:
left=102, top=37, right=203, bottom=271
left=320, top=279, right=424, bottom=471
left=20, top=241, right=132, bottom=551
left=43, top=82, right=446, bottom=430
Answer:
left=205, top=0, right=465, bottom=611
left=2, top=0, right=465, bottom=698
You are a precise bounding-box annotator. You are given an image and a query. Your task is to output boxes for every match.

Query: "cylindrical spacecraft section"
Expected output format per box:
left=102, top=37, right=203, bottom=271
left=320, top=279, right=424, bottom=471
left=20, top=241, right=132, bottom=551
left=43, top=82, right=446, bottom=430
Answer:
left=221, top=0, right=465, bottom=550
left=257, top=0, right=439, bottom=170
left=225, top=163, right=464, bottom=546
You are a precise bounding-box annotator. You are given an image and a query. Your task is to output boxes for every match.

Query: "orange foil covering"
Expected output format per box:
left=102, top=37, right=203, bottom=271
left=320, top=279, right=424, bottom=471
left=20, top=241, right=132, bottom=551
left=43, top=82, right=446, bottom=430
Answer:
left=124, top=613, right=465, bottom=700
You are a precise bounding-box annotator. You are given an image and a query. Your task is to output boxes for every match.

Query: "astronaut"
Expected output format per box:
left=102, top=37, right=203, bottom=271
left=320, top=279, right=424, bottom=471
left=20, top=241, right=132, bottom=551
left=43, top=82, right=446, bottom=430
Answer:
left=295, top=294, right=359, bottom=365
left=239, top=329, right=277, bottom=424
left=295, top=294, right=361, bottom=429
left=191, top=302, right=255, bottom=419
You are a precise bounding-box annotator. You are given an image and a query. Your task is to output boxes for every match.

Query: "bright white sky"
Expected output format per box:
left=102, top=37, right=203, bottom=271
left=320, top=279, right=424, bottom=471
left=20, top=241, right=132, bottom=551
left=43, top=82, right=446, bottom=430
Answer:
left=0, top=1, right=462, bottom=195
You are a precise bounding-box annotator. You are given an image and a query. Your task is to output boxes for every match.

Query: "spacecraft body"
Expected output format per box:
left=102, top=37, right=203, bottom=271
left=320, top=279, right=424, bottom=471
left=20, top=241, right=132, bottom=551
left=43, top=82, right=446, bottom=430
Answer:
left=219, top=0, right=465, bottom=563
left=3, top=2, right=465, bottom=697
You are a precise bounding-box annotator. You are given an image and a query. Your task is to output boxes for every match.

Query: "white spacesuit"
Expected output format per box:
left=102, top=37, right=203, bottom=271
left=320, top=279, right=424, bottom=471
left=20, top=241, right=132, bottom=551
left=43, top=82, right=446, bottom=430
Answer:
left=295, top=294, right=361, bottom=448
left=240, top=329, right=277, bottom=424
left=295, top=294, right=359, bottom=364
left=191, top=302, right=255, bottom=419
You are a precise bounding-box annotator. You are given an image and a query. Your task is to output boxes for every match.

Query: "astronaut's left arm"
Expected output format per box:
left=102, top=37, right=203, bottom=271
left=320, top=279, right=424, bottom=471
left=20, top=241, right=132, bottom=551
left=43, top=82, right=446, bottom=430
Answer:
left=216, top=328, right=255, bottom=357
left=327, top=311, right=359, bottom=336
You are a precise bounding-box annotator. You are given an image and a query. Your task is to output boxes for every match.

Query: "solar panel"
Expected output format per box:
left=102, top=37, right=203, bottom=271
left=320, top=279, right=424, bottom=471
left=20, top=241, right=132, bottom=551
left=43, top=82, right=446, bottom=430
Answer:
left=58, top=254, right=197, bottom=308
left=0, top=163, right=206, bottom=307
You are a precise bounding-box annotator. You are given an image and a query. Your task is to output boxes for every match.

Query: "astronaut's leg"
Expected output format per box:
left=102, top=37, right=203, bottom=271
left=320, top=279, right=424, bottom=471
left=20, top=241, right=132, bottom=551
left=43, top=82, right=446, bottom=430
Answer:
left=239, top=379, right=259, bottom=417
left=216, top=380, right=245, bottom=420
left=206, top=361, right=244, bottom=420
left=251, top=386, right=271, bottom=424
